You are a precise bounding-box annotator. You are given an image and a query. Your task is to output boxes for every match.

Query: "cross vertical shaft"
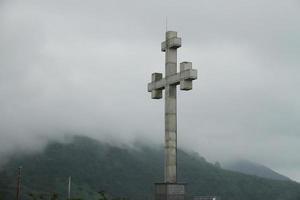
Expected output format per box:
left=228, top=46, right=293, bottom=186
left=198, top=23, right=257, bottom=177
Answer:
left=165, top=31, right=178, bottom=183
left=148, top=30, right=197, bottom=193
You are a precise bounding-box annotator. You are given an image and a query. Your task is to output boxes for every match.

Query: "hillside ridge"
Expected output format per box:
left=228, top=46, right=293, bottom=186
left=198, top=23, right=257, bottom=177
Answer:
left=0, top=136, right=300, bottom=200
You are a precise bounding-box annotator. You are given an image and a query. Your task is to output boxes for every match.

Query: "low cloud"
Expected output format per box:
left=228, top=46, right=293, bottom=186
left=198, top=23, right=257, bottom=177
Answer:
left=0, top=0, right=299, bottom=181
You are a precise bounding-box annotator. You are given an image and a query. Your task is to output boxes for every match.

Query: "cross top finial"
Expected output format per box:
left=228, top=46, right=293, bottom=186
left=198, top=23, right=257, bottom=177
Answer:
left=161, top=31, right=182, bottom=52
left=166, top=31, right=177, bottom=38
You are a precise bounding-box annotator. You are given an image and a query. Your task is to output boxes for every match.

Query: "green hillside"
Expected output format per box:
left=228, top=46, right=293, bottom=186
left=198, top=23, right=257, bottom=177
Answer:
left=1, top=136, right=300, bottom=200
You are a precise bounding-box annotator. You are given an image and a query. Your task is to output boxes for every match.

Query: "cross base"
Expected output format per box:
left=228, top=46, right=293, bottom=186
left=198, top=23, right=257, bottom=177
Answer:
left=155, top=183, right=186, bottom=200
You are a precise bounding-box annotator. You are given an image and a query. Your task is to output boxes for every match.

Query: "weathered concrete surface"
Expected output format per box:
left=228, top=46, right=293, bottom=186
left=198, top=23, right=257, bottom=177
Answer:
left=155, top=183, right=186, bottom=200
left=147, top=66, right=197, bottom=92
left=164, top=31, right=179, bottom=183
left=148, top=31, right=197, bottom=184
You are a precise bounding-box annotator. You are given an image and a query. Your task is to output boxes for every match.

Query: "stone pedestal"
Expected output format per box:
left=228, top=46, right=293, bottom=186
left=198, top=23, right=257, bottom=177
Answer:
left=155, top=183, right=186, bottom=200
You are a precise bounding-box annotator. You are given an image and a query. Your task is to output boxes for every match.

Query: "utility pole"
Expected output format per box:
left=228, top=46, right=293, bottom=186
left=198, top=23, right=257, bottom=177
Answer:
left=68, top=176, right=71, bottom=200
left=16, top=166, right=22, bottom=200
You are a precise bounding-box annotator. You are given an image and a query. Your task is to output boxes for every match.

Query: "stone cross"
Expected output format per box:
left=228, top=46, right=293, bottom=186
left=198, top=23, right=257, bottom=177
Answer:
left=148, top=31, right=197, bottom=183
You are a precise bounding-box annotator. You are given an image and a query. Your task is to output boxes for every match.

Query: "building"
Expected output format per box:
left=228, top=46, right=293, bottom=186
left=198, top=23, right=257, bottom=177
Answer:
left=193, top=196, right=219, bottom=200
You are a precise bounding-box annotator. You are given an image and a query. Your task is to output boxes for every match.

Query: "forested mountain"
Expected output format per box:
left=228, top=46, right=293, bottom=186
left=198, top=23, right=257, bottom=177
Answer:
left=0, top=136, right=300, bottom=200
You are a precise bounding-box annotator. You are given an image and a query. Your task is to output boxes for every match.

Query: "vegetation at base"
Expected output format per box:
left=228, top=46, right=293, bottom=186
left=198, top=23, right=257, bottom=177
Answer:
left=25, top=191, right=126, bottom=200
left=0, top=136, right=300, bottom=200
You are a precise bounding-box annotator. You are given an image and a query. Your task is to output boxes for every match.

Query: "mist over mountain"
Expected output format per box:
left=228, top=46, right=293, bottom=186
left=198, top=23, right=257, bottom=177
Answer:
left=222, top=159, right=290, bottom=181
left=0, top=0, right=300, bottom=181
left=1, top=136, right=300, bottom=200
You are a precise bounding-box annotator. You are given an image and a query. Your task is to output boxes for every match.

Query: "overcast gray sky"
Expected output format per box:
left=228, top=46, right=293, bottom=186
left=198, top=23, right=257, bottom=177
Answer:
left=0, top=0, right=300, bottom=181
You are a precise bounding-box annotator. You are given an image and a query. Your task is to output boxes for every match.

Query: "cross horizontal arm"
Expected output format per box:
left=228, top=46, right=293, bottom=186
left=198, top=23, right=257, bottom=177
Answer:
left=148, top=68, right=197, bottom=92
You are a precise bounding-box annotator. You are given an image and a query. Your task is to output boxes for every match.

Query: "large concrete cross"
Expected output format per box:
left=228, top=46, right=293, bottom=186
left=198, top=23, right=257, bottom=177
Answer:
left=148, top=31, right=197, bottom=184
